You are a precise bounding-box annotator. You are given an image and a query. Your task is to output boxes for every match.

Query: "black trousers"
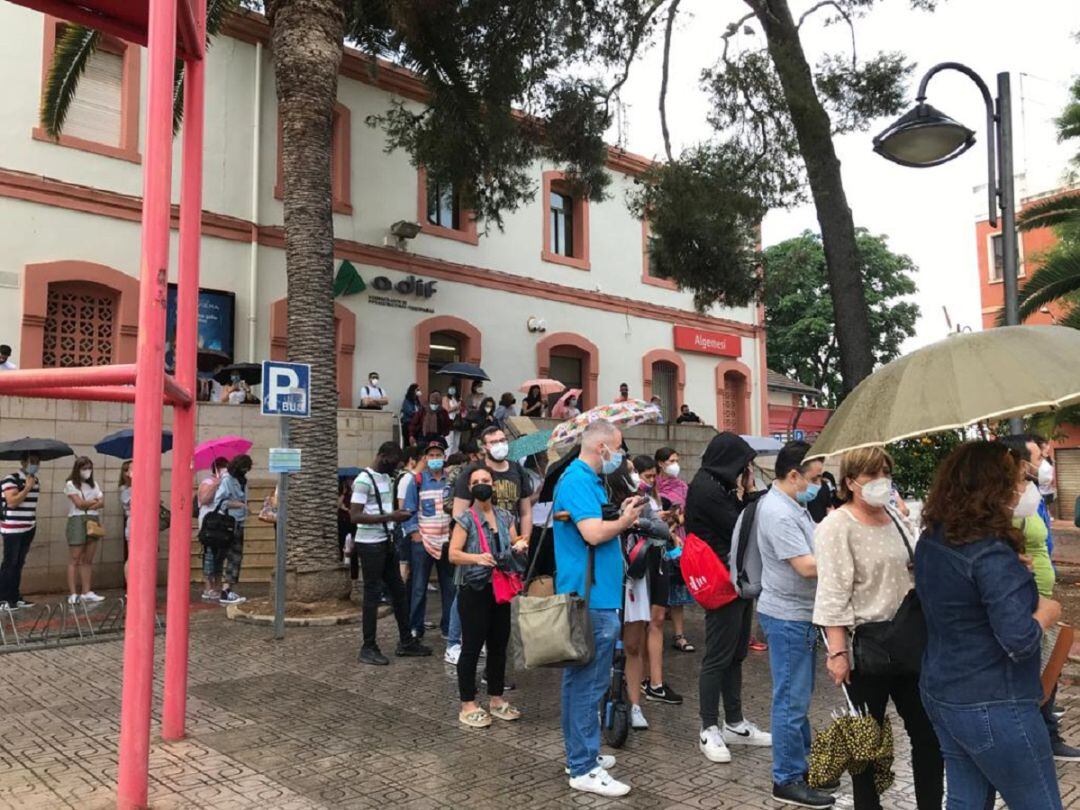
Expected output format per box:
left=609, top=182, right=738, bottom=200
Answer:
left=0, top=528, right=35, bottom=605
left=846, top=668, right=944, bottom=810
left=698, top=596, right=752, bottom=728
left=357, top=540, right=411, bottom=649
left=457, top=584, right=511, bottom=702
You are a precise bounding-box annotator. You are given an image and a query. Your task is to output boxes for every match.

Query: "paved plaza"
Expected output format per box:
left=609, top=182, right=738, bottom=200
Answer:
left=2, top=593, right=1080, bottom=809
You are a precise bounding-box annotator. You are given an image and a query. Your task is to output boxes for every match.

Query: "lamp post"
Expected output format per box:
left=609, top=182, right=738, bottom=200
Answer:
left=874, top=62, right=1022, bottom=433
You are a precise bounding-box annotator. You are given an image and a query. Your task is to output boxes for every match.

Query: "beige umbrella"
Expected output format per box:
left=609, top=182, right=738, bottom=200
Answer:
left=809, top=325, right=1080, bottom=458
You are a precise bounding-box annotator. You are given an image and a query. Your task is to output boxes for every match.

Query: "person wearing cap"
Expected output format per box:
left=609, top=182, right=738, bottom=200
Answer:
left=402, top=439, right=455, bottom=640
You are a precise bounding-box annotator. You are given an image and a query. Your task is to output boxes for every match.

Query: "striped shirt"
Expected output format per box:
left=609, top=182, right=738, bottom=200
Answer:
left=1, top=471, right=39, bottom=534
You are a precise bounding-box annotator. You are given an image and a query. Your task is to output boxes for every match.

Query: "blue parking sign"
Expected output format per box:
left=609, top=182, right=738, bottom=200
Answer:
left=261, top=361, right=311, bottom=418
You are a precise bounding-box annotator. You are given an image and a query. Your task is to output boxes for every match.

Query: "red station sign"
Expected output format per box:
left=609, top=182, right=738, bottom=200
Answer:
left=673, top=325, right=742, bottom=358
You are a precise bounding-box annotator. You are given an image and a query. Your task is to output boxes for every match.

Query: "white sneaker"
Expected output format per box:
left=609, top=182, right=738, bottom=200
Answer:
left=723, top=719, right=772, bottom=747
left=444, top=644, right=461, bottom=666
left=568, top=766, right=630, bottom=797
left=631, top=704, right=649, bottom=730
left=80, top=592, right=105, bottom=603
left=564, top=755, right=617, bottom=774
left=699, top=725, right=732, bottom=763
left=67, top=594, right=79, bottom=606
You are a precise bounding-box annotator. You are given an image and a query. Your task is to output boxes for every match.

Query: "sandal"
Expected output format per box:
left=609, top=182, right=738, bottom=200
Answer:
left=489, top=702, right=522, bottom=722
left=459, top=708, right=492, bottom=728
left=673, top=634, right=696, bottom=653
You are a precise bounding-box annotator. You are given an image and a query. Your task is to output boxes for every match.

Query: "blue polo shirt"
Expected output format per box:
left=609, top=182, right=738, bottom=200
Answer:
left=553, top=459, right=623, bottom=609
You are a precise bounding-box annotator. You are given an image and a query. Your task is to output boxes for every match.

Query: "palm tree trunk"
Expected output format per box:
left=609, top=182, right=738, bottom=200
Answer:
left=748, top=0, right=875, bottom=394
left=267, top=0, right=349, bottom=600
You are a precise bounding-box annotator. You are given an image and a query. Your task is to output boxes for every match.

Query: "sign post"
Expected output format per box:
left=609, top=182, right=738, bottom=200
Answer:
left=261, top=360, right=311, bottom=640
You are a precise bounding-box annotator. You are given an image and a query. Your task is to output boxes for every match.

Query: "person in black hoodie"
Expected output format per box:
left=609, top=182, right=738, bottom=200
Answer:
left=686, top=433, right=773, bottom=764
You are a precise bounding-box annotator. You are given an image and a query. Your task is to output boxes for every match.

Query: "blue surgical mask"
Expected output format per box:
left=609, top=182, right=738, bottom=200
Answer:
left=796, top=482, right=821, bottom=505
left=25, top=464, right=39, bottom=476
left=428, top=458, right=445, bottom=471
left=601, top=450, right=624, bottom=476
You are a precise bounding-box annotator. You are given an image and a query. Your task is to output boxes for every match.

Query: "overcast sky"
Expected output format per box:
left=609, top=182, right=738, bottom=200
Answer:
left=611, top=0, right=1079, bottom=347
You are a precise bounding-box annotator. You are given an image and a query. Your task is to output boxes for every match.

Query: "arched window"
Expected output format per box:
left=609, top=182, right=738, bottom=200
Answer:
left=642, top=348, right=686, bottom=420
left=715, top=361, right=753, bottom=434
left=537, top=333, right=599, bottom=410
left=42, top=282, right=118, bottom=367
left=414, top=316, right=483, bottom=399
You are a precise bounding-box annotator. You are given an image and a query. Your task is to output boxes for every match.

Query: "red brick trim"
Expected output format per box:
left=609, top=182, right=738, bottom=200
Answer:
left=541, top=171, right=590, bottom=271
left=21, top=260, right=140, bottom=368
left=641, top=348, right=686, bottom=412
left=33, top=17, right=141, bottom=164
left=269, top=297, right=356, bottom=407
left=715, top=360, right=753, bottom=435
left=416, top=167, right=479, bottom=245
left=536, top=332, right=599, bottom=409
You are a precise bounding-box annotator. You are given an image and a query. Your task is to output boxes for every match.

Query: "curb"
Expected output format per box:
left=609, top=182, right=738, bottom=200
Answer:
left=225, top=601, right=392, bottom=627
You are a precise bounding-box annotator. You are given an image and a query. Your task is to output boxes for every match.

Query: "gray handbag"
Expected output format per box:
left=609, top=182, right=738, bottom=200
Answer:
left=510, top=502, right=595, bottom=670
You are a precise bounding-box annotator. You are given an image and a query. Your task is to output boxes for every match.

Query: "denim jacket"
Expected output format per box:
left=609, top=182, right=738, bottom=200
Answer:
left=453, top=506, right=515, bottom=588
left=915, top=526, right=1043, bottom=705
left=213, top=473, right=248, bottom=525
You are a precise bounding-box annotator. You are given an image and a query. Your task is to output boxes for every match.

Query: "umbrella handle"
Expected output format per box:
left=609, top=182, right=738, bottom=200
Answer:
left=819, top=628, right=859, bottom=715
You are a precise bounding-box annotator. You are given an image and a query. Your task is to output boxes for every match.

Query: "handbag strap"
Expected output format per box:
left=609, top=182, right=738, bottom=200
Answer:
left=470, top=507, right=493, bottom=555
left=365, top=469, right=395, bottom=543
left=884, top=506, right=914, bottom=564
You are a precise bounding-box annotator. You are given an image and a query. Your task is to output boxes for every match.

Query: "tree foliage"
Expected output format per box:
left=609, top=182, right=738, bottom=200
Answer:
left=888, top=430, right=964, bottom=500
left=762, top=228, right=919, bottom=406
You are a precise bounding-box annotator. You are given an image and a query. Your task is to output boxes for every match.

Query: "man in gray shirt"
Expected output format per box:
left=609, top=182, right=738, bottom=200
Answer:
left=754, top=441, right=832, bottom=809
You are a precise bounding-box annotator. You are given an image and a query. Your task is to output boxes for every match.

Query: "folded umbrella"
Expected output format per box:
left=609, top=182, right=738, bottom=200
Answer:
left=507, top=430, right=554, bottom=460
left=809, top=325, right=1080, bottom=458
left=437, top=362, right=490, bottom=381
left=193, top=435, right=253, bottom=470
left=519, top=378, right=566, bottom=396
left=213, top=363, right=262, bottom=386
left=0, top=437, right=74, bottom=461
left=95, top=428, right=173, bottom=460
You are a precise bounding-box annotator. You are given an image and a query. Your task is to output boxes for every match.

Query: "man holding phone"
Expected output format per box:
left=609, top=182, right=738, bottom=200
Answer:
left=0, top=452, right=41, bottom=609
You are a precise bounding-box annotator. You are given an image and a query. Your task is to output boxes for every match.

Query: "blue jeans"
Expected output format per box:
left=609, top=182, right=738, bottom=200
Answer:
left=409, top=541, right=454, bottom=637
left=923, top=693, right=1062, bottom=810
left=447, top=593, right=462, bottom=647
left=758, top=612, right=815, bottom=786
left=561, top=609, right=620, bottom=778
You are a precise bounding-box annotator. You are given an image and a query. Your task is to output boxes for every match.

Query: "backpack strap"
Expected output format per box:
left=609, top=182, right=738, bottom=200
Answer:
left=365, top=469, right=395, bottom=544
left=733, top=498, right=761, bottom=585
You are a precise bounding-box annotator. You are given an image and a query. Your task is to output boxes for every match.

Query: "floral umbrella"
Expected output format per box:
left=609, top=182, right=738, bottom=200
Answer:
left=547, top=399, right=661, bottom=450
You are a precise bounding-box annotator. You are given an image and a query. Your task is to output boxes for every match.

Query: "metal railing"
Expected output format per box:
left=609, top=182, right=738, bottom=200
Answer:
left=0, top=597, right=164, bottom=653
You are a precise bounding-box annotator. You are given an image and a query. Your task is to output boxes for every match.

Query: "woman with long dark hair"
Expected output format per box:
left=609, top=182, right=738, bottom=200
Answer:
left=212, top=454, right=253, bottom=606
left=918, top=441, right=1063, bottom=809
left=63, top=456, right=105, bottom=605
left=472, top=396, right=499, bottom=433
left=400, top=383, right=423, bottom=446
left=522, top=385, right=544, bottom=418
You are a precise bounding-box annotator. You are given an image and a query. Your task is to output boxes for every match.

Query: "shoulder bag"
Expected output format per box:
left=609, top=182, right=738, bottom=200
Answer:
left=471, top=508, right=523, bottom=604
left=510, top=481, right=595, bottom=669
left=198, top=498, right=236, bottom=552
left=83, top=487, right=106, bottom=538
left=852, top=508, right=927, bottom=676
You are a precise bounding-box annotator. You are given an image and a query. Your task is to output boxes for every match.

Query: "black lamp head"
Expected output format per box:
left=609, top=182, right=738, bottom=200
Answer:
left=872, top=102, right=976, bottom=168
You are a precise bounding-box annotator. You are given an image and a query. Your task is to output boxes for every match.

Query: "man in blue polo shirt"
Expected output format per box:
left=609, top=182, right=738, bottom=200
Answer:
left=554, top=420, right=643, bottom=798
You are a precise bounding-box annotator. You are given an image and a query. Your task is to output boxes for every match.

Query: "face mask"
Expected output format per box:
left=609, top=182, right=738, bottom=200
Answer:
left=568, top=400, right=576, bottom=408
left=1013, top=481, right=1042, bottom=518
left=375, top=459, right=397, bottom=475
left=471, top=483, right=493, bottom=502
left=857, top=477, right=893, bottom=508
left=488, top=442, right=510, bottom=462
left=601, top=449, right=624, bottom=476
left=429, top=403, right=440, bottom=411
left=796, top=481, right=821, bottom=505
left=664, top=462, right=680, bottom=478
left=25, top=464, right=38, bottom=476
left=80, top=469, right=92, bottom=481
left=629, top=472, right=641, bottom=489
left=484, top=405, right=494, bottom=413
left=448, top=387, right=456, bottom=396
left=428, top=458, right=445, bottom=472
left=370, top=378, right=379, bottom=386
left=416, top=391, right=423, bottom=400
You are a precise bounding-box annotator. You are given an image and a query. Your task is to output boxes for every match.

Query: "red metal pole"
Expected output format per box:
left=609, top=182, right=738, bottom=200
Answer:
left=117, top=0, right=177, bottom=805
left=0, top=364, right=137, bottom=391
left=162, top=9, right=205, bottom=741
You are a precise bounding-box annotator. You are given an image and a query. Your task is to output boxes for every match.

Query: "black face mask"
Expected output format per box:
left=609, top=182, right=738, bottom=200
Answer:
left=471, top=484, right=493, bottom=502
left=375, top=459, right=397, bottom=475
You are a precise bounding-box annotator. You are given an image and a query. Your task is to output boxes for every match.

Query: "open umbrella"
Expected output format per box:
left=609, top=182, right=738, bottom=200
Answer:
left=197, top=349, right=231, bottom=373
left=338, top=466, right=362, bottom=480
left=551, top=388, right=583, bottom=419
left=437, top=362, right=490, bottom=381
left=213, top=363, right=262, bottom=386
left=95, top=429, right=173, bottom=460
left=809, top=325, right=1080, bottom=458
left=548, top=399, right=662, bottom=451
left=519, top=378, right=565, bottom=396
left=193, top=435, right=253, bottom=470
left=0, top=437, right=74, bottom=461
left=508, top=430, right=554, bottom=460
left=740, top=435, right=784, bottom=454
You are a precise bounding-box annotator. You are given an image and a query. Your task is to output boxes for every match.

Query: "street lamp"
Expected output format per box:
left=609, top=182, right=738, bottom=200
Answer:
left=874, top=62, right=1022, bottom=433
left=873, top=63, right=1019, bottom=328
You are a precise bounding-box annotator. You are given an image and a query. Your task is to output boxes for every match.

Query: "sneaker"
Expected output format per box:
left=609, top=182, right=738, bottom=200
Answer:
left=564, top=755, right=617, bottom=775
left=396, top=639, right=433, bottom=657
left=423, top=620, right=437, bottom=630
left=444, top=644, right=461, bottom=666
left=67, top=594, right=79, bottom=606
left=200, top=590, right=220, bottom=602
left=644, top=683, right=683, bottom=705
left=631, top=704, right=649, bottom=730
left=1053, top=740, right=1080, bottom=761
left=699, top=726, right=732, bottom=763
left=773, top=781, right=835, bottom=808
left=427, top=582, right=438, bottom=592
left=723, top=719, right=772, bottom=747
left=80, top=592, right=105, bottom=603
left=568, top=766, right=630, bottom=797
left=748, top=636, right=768, bottom=652
left=0, top=601, right=9, bottom=610
left=219, top=591, right=246, bottom=606
left=1053, top=707, right=1067, bottom=720
left=14, top=599, right=34, bottom=609
left=358, top=646, right=389, bottom=666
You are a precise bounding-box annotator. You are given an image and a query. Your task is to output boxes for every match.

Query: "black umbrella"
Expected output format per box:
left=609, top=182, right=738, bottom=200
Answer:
left=197, top=349, right=231, bottom=373
left=213, top=363, right=262, bottom=386
left=95, top=429, right=173, bottom=460
left=0, top=437, right=75, bottom=461
left=437, top=362, right=490, bottom=381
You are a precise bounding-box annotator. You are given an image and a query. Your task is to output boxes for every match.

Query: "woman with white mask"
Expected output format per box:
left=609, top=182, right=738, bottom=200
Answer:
left=813, top=446, right=943, bottom=810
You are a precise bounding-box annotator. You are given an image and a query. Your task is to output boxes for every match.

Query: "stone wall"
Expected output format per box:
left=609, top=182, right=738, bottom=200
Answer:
left=0, top=397, right=394, bottom=595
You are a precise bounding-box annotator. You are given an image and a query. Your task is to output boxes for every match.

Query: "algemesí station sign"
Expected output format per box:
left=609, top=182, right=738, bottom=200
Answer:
left=673, top=325, right=741, bottom=358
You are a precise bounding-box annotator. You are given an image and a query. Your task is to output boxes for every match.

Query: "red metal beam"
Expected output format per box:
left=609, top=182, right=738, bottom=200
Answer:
left=0, top=364, right=137, bottom=391
left=8, top=0, right=148, bottom=46
left=1, top=385, right=195, bottom=406
left=162, top=375, right=193, bottom=407
left=176, top=0, right=204, bottom=60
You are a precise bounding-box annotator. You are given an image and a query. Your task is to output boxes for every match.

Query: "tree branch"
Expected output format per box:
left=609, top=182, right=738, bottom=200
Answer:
left=797, top=0, right=856, bottom=68
left=721, top=11, right=757, bottom=65
left=659, top=0, right=682, bottom=162
left=604, top=0, right=667, bottom=115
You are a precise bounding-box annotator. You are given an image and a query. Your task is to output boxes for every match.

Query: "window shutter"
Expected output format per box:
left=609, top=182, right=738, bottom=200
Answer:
left=64, top=48, right=124, bottom=146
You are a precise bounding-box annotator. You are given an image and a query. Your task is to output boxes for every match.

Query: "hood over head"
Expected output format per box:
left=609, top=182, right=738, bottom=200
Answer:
left=699, top=432, right=756, bottom=488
